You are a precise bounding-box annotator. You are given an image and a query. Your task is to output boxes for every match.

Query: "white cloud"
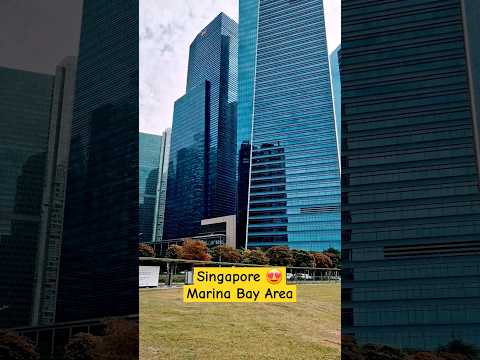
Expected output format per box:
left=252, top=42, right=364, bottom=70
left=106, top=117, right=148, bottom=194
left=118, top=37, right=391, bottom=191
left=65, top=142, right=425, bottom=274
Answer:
left=140, top=0, right=340, bottom=135
left=324, top=0, right=341, bottom=53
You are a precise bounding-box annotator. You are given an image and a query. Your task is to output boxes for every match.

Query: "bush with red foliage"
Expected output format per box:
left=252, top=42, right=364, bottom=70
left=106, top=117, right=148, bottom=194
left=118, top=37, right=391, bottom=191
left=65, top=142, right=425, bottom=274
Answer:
left=138, top=243, right=155, bottom=257
left=313, top=253, right=333, bottom=268
left=64, top=319, right=138, bottom=360
left=242, top=249, right=269, bottom=265
left=210, top=245, right=242, bottom=263
left=265, top=246, right=295, bottom=266
left=0, top=330, right=39, bottom=360
left=181, top=239, right=211, bottom=261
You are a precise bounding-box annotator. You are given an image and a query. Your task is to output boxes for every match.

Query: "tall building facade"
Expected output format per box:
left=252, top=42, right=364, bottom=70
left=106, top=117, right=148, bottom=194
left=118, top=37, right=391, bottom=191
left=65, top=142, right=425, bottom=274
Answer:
left=330, top=45, right=341, bottom=156
left=139, top=130, right=171, bottom=244
left=164, top=13, right=238, bottom=240
left=342, top=0, right=480, bottom=348
left=243, top=0, right=340, bottom=251
left=152, top=128, right=171, bottom=244
left=0, top=67, right=54, bottom=328
left=236, top=0, right=260, bottom=249
left=33, top=57, right=77, bottom=326
left=139, top=132, right=162, bottom=243
left=56, top=0, right=138, bottom=322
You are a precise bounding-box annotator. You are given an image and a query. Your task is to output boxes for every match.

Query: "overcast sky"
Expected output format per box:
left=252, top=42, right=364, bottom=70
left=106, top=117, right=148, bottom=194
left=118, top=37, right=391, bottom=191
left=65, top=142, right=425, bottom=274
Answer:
left=140, top=0, right=341, bottom=135
left=0, top=0, right=83, bottom=74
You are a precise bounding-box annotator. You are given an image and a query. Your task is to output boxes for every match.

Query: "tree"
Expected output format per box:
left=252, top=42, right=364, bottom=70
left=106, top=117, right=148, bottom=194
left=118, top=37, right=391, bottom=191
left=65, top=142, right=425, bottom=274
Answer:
left=242, top=249, right=269, bottom=265
left=96, top=319, right=138, bottom=360
left=210, top=245, right=242, bottom=263
left=438, top=340, right=479, bottom=360
left=436, top=353, right=467, bottom=360
left=340, top=338, right=478, bottom=360
left=341, top=335, right=364, bottom=360
left=407, top=352, right=441, bottom=360
left=138, top=243, right=155, bottom=257
left=64, top=333, right=98, bottom=360
left=64, top=320, right=138, bottom=360
left=166, top=244, right=184, bottom=259
left=313, top=253, right=333, bottom=268
left=181, top=239, right=211, bottom=261
left=0, top=330, right=39, bottom=360
left=324, top=252, right=339, bottom=268
left=266, top=247, right=294, bottom=266
left=325, top=247, right=340, bottom=257
left=291, top=250, right=315, bottom=267
left=361, top=343, right=406, bottom=360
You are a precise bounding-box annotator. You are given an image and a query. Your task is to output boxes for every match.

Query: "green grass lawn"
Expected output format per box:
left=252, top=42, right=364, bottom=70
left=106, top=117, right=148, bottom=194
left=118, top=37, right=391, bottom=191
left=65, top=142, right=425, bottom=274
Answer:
left=140, top=284, right=340, bottom=360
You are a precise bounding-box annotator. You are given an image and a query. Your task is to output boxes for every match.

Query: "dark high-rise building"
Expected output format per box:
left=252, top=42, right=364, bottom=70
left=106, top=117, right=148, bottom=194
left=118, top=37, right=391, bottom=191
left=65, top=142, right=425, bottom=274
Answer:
left=243, top=0, right=340, bottom=251
left=0, top=67, right=54, bottom=328
left=342, top=0, right=480, bottom=348
left=56, top=0, right=138, bottom=322
left=164, top=13, right=238, bottom=240
left=139, top=132, right=162, bottom=243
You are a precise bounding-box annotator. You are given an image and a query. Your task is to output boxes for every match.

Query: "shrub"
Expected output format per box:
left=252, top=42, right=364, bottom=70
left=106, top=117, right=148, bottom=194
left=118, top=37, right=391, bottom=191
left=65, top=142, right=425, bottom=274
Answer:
left=313, top=253, right=333, bottom=268
left=210, top=245, right=242, bottom=263
left=64, top=333, right=98, bottom=360
left=341, top=335, right=364, bottom=360
left=96, top=319, right=138, bottom=360
left=181, top=239, right=211, bottom=261
left=438, top=340, right=479, bottom=360
left=266, top=246, right=294, bottom=266
left=291, top=250, right=315, bottom=267
left=323, top=252, right=339, bottom=268
left=361, top=344, right=406, bottom=360
left=0, top=330, right=39, bottom=360
left=64, top=320, right=138, bottom=360
left=242, top=249, right=269, bottom=265
left=165, top=244, right=184, bottom=259
left=138, top=243, right=155, bottom=257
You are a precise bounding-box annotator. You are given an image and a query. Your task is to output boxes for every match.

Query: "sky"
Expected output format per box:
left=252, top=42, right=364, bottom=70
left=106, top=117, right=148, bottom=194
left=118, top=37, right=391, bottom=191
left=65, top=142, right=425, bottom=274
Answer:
left=140, top=0, right=341, bottom=135
left=0, top=0, right=83, bottom=74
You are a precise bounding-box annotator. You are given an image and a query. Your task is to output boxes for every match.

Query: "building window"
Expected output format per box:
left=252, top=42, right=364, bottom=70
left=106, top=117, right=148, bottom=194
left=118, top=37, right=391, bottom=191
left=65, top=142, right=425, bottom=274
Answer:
left=342, top=308, right=354, bottom=327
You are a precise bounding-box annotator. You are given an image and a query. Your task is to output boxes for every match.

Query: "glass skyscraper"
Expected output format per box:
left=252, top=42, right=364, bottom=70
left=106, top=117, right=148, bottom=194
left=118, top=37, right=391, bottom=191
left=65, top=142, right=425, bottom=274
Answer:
left=139, top=132, right=162, bottom=243
left=238, top=0, right=258, bottom=151
left=152, top=128, right=171, bottom=244
left=56, top=0, right=138, bottom=322
left=164, top=13, right=238, bottom=240
left=342, top=0, right=480, bottom=348
left=236, top=0, right=260, bottom=249
left=0, top=67, right=53, bottom=328
left=330, top=45, right=341, bottom=156
left=242, top=0, right=340, bottom=251
left=139, top=130, right=171, bottom=244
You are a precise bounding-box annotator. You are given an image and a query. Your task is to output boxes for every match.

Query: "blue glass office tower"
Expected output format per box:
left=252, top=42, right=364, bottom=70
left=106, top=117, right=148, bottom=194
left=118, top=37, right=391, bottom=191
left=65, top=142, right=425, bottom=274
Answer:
left=243, top=0, right=340, bottom=251
left=164, top=14, right=238, bottom=240
left=56, top=0, right=138, bottom=322
left=342, top=0, right=480, bottom=349
left=238, top=0, right=258, bottom=151
left=139, top=132, right=162, bottom=243
left=330, top=45, right=341, bottom=154
left=236, top=0, right=260, bottom=248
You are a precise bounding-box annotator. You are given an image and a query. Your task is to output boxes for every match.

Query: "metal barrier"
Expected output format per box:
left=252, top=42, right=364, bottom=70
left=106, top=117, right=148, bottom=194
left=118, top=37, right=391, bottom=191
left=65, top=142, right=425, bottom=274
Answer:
left=139, top=257, right=340, bottom=287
